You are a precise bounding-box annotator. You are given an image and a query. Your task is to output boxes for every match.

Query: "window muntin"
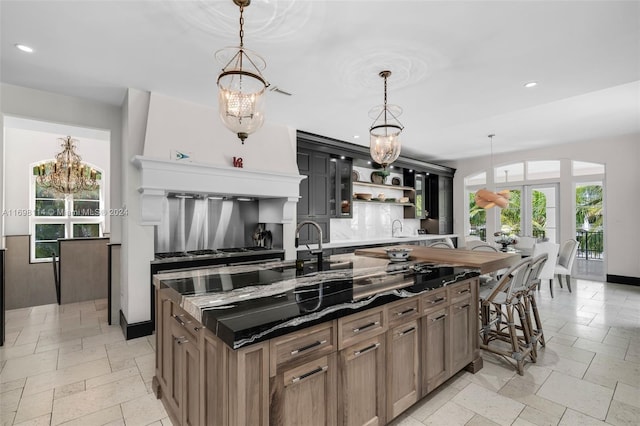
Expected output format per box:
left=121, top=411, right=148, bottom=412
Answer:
left=30, top=175, right=104, bottom=262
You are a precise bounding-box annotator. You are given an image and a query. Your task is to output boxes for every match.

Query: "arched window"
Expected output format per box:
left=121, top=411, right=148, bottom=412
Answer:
left=29, top=162, right=105, bottom=262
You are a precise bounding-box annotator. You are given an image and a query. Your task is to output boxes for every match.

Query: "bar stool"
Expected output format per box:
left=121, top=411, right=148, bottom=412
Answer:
left=479, top=257, right=534, bottom=375
left=521, top=253, right=548, bottom=357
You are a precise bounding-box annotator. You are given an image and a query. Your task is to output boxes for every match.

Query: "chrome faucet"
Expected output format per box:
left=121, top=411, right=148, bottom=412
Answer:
left=295, top=220, right=324, bottom=268
left=392, top=219, right=403, bottom=237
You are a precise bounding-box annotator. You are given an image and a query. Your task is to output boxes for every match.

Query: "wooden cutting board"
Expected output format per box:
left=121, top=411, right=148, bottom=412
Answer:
left=354, top=245, right=521, bottom=274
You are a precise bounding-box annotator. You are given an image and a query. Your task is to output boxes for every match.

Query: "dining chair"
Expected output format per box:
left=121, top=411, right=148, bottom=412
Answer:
left=555, top=239, right=579, bottom=293
left=533, top=241, right=560, bottom=297
left=479, top=257, right=534, bottom=375
left=466, top=239, right=489, bottom=250
left=514, top=236, right=537, bottom=251
left=428, top=241, right=453, bottom=249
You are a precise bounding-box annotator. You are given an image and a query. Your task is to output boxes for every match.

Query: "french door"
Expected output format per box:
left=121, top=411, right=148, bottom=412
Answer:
left=497, top=184, right=558, bottom=242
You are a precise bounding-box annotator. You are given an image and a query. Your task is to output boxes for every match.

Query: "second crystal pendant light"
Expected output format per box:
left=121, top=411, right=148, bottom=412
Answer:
left=369, top=70, right=403, bottom=170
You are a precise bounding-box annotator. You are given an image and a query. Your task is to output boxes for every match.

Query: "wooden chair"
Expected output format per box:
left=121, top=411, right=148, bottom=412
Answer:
left=479, top=257, right=534, bottom=375
left=521, top=253, right=548, bottom=357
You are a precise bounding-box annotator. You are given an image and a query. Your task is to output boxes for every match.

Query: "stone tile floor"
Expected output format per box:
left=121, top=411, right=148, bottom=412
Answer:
left=1, top=278, right=638, bottom=425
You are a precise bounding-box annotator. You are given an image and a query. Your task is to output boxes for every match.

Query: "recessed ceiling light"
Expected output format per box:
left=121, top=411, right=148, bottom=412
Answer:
left=15, top=44, right=34, bottom=53
left=524, top=81, right=538, bottom=88
left=340, top=155, right=346, bottom=160
left=367, top=161, right=371, bottom=165
left=353, top=135, right=360, bottom=139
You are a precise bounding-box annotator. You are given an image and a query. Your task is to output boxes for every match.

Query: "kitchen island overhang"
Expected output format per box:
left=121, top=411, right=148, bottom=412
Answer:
left=153, top=253, right=480, bottom=350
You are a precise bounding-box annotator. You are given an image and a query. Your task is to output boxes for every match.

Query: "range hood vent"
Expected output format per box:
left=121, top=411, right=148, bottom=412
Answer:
left=132, top=156, right=305, bottom=225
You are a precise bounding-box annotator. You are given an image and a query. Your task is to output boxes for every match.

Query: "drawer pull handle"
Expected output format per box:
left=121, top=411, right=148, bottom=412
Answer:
left=399, top=327, right=416, bottom=336
left=173, top=314, right=191, bottom=326
left=457, top=304, right=470, bottom=310
left=193, top=326, right=201, bottom=332
left=430, top=297, right=445, bottom=304
left=457, top=289, right=471, bottom=294
left=291, top=339, right=328, bottom=355
left=396, top=307, right=416, bottom=317
left=353, top=321, right=380, bottom=333
left=432, top=314, right=447, bottom=322
left=292, top=365, right=328, bottom=383
left=174, top=336, right=189, bottom=345
left=354, top=342, right=381, bottom=357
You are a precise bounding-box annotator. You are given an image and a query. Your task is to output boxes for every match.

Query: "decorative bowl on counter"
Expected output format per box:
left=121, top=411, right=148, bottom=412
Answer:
left=354, top=192, right=372, bottom=200
left=385, top=247, right=412, bottom=261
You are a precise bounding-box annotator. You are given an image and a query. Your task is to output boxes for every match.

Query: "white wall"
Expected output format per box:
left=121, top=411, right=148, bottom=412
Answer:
left=143, top=92, right=298, bottom=174
left=121, top=91, right=301, bottom=325
left=0, top=83, right=122, bottom=242
left=443, top=134, right=640, bottom=279
left=3, top=126, right=110, bottom=235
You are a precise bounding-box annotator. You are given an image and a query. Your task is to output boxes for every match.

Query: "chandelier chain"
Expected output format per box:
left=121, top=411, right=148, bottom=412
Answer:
left=239, top=5, right=245, bottom=48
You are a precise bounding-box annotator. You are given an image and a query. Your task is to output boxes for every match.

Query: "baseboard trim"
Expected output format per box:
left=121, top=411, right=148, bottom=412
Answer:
left=119, top=310, right=154, bottom=340
left=606, top=274, right=640, bottom=286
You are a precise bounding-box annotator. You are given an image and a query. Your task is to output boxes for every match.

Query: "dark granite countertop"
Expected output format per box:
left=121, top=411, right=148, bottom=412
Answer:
left=153, top=253, right=479, bottom=349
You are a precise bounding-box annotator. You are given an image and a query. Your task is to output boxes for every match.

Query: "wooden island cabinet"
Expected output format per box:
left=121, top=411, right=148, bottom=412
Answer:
left=153, top=275, right=480, bottom=426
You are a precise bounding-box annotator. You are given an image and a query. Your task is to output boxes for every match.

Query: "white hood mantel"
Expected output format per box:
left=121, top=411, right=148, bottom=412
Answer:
left=132, top=156, right=305, bottom=225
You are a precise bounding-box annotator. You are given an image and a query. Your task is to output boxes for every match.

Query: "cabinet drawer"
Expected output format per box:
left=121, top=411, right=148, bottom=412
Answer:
left=388, top=298, right=420, bottom=326
left=338, top=307, right=386, bottom=349
left=449, top=281, right=472, bottom=303
left=170, top=305, right=202, bottom=344
left=270, top=321, right=336, bottom=375
left=422, top=288, right=448, bottom=314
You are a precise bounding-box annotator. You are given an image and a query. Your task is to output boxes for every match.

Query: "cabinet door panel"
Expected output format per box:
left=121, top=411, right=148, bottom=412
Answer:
left=421, top=308, right=450, bottom=395
left=387, top=320, right=419, bottom=420
left=184, top=340, right=200, bottom=426
left=271, top=354, right=338, bottom=426
left=169, top=321, right=185, bottom=416
left=339, top=335, right=385, bottom=426
left=450, top=298, right=474, bottom=372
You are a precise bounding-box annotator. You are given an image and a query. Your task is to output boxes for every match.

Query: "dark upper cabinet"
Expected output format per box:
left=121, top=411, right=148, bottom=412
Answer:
left=297, top=148, right=330, bottom=245
left=403, top=171, right=426, bottom=220
left=329, top=157, right=353, bottom=218
left=438, top=176, right=453, bottom=234
left=424, top=175, right=453, bottom=234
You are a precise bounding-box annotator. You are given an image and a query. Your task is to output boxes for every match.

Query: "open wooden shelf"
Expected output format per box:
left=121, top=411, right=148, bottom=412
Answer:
left=353, top=181, right=414, bottom=191
left=352, top=199, right=415, bottom=207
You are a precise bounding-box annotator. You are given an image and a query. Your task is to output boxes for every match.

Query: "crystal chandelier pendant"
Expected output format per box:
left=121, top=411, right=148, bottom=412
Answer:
left=369, top=71, right=403, bottom=170
left=216, top=0, right=269, bottom=143
left=33, top=136, right=101, bottom=195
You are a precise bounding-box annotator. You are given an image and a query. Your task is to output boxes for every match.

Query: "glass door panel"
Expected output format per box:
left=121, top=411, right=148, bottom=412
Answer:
left=529, top=185, right=558, bottom=243
left=498, top=187, right=522, bottom=235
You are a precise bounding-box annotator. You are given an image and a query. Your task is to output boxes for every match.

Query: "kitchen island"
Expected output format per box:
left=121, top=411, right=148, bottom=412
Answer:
left=153, top=252, right=481, bottom=426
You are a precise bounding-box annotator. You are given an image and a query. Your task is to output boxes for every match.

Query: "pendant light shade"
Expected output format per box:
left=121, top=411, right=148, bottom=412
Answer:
left=216, top=0, right=268, bottom=143
left=474, top=134, right=510, bottom=209
left=369, top=71, right=403, bottom=169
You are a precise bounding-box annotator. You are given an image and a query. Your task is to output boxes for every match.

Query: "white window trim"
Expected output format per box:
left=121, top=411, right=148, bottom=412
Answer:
left=29, top=165, right=105, bottom=263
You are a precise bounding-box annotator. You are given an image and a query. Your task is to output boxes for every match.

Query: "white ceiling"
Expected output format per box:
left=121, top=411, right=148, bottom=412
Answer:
left=1, top=0, right=638, bottom=162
